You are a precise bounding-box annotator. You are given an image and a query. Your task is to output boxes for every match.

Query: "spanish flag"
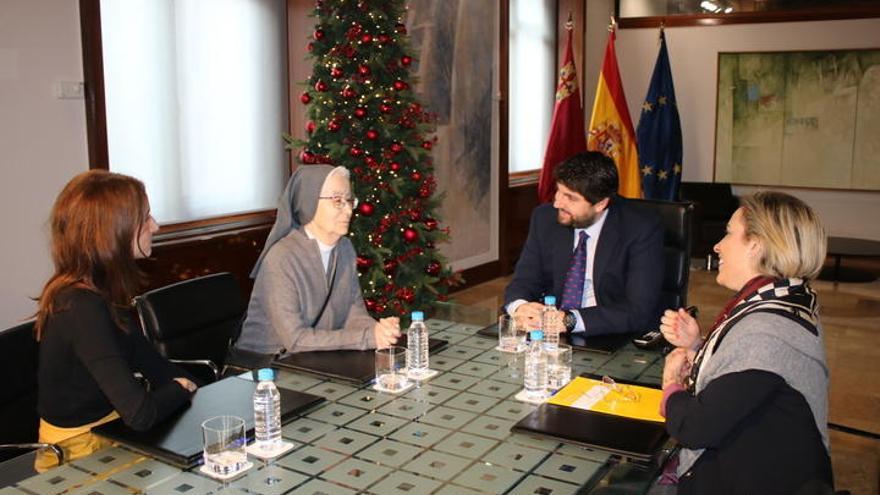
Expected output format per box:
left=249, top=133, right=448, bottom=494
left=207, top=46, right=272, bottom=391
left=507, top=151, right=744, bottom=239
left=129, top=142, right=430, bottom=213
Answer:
left=537, top=29, right=587, bottom=203
left=587, top=26, right=641, bottom=198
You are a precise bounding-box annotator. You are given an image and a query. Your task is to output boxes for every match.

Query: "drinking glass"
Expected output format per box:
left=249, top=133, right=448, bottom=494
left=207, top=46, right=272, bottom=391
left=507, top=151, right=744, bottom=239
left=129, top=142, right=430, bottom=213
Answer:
left=498, top=314, right=526, bottom=353
left=375, top=346, right=410, bottom=392
left=546, top=344, right=573, bottom=390
left=202, top=415, right=248, bottom=476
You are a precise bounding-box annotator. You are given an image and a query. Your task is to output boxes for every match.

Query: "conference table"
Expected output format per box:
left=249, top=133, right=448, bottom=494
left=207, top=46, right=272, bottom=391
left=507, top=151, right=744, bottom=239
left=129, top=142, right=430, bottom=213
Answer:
left=0, top=304, right=668, bottom=495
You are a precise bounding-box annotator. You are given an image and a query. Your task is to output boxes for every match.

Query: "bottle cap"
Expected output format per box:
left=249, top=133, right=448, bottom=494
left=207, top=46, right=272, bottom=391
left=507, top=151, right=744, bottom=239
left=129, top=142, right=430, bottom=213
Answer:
left=530, top=330, right=544, bottom=341
left=257, top=368, right=274, bottom=381
left=543, top=295, right=556, bottom=305
left=411, top=311, right=424, bottom=321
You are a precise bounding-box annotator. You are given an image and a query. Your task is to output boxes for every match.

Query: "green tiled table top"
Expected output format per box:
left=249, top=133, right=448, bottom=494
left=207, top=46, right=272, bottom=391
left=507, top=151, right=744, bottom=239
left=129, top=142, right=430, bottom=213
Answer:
left=3, top=317, right=664, bottom=494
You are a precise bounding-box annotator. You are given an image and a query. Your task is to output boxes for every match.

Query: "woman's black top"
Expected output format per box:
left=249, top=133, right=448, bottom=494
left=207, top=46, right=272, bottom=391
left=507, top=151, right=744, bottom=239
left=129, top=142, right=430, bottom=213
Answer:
left=667, top=370, right=833, bottom=494
left=37, top=288, right=191, bottom=432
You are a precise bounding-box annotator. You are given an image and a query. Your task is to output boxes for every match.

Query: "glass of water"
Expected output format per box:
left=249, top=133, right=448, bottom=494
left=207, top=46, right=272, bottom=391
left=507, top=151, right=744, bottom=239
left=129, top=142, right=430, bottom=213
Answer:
left=202, top=415, right=248, bottom=476
left=375, top=346, right=410, bottom=392
left=546, top=344, right=573, bottom=390
left=498, top=314, right=526, bottom=353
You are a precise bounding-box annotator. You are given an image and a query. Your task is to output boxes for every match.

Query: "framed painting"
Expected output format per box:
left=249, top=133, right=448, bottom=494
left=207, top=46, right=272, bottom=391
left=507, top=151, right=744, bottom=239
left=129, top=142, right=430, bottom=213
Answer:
left=405, top=0, right=500, bottom=271
left=714, top=49, right=880, bottom=191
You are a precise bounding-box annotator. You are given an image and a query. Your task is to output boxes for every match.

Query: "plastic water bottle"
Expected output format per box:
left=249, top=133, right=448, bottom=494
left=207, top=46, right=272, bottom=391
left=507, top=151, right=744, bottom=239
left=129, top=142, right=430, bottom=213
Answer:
left=524, top=330, right=548, bottom=400
left=542, top=295, right=560, bottom=350
left=253, top=368, right=282, bottom=450
left=406, top=311, right=429, bottom=378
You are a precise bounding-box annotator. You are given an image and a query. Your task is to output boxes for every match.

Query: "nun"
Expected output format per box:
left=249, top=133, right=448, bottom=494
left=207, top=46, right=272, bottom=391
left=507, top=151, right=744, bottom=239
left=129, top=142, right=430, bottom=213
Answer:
left=228, top=165, right=401, bottom=368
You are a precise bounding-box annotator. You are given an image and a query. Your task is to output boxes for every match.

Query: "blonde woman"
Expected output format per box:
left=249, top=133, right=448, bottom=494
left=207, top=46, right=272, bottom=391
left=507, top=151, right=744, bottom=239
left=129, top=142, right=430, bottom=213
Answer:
left=658, top=191, right=832, bottom=494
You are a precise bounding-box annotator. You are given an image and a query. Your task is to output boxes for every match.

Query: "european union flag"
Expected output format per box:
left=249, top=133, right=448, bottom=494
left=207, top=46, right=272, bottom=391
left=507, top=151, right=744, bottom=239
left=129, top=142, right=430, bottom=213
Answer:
left=637, top=31, right=682, bottom=201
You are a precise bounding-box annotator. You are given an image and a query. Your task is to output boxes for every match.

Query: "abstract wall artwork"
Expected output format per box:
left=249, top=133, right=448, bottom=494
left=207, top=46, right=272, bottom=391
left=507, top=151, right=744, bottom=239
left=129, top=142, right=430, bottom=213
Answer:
left=715, top=49, right=880, bottom=191
left=406, top=0, right=499, bottom=270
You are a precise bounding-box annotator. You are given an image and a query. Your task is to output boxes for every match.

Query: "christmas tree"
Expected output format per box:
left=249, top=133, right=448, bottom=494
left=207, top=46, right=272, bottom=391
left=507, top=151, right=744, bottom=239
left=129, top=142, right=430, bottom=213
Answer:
left=291, top=0, right=459, bottom=318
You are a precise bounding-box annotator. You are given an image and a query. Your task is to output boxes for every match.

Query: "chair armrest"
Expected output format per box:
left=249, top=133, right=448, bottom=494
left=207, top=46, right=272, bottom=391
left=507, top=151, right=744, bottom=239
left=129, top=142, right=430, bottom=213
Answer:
left=221, top=363, right=252, bottom=377
left=0, top=443, right=64, bottom=465
left=170, top=359, right=219, bottom=382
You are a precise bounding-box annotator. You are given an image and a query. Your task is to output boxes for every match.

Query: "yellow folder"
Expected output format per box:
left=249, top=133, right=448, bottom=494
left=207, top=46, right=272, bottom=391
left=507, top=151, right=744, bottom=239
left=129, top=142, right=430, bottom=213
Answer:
left=548, top=376, right=665, bottom=423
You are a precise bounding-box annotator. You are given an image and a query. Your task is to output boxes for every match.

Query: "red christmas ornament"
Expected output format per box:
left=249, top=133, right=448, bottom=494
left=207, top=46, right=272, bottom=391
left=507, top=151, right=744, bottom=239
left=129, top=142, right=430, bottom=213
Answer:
left=349, top=146, right=363, bottom=157
left=397, top=287, right=415, bottom=304
left=299, top=150, right=316, bottom=164
left=356, top=256, right=372, bottom=271
left=366, top=129, right=379, bottom=140
left=330, top=66, right=344, bottom=78
left=314, top=80, right=327, bottom=92
left=395, top=23, right=407, bottom=34
left=327, top=119, right=341, bottom=132
left=353, top=107, right=367, bottom=118
left=307, top=42, right=314, bottom=52
left=400, top=119, right=414, bottom=129
left=313, top=29, right=325, bottom=40
left=357, top=65, right=371, bottom=76
left=341, top=86, right=356, bottom=98
left=300, top=92, right=311, bottom=104
left=383, top=259, right=398, bottom=275
left=401, top=55, right=412, bottom=66
left=418, top=187, right=431, bottom=198
left=403, top=228, right=418, bottom=243
left=364, top=156, right=378, bottom=167
left=364, top=298, right=377, bottom=312
left=425, top=261, right=441, bottom=276
left=360, top=34, right=373, bottom=43
left=389, top=142, right=403, bottom=153
left=408, top=209, right=421, bottom=221
left=410, top=171, right=422, bottom=182
left=422, top=140, right=433, bottom=150
left=379, top=103, right=393, bottom=114
left=409, top=102, right=421, bottom=113
left=305, top=121, right=316, bottom=134
left=393, top=80, right=408, bottom=91
left=378, top=34, right=392, bottom=44
left=390, top=162, right=401, bottom=172
left=424, top=218, right=438, bottom=230
left=357, top=202, right=375, bottom=216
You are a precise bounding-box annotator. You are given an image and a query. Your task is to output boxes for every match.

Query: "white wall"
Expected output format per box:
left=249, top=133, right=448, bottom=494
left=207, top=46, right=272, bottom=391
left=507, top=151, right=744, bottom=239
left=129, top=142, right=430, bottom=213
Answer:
left=585, top=16, right=880, bottom=240
left=0, top=0, right=88, bottom=327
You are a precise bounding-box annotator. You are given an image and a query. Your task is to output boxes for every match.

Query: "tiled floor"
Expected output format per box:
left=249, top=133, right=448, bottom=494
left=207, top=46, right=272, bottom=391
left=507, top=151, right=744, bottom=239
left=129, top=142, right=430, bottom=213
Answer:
left=451, top=259, right=880, bottom=495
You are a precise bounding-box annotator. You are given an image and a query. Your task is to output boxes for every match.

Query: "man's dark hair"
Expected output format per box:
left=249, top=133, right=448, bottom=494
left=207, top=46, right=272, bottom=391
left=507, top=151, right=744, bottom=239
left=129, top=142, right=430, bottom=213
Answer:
left=553, top=151, right=618, bottom=204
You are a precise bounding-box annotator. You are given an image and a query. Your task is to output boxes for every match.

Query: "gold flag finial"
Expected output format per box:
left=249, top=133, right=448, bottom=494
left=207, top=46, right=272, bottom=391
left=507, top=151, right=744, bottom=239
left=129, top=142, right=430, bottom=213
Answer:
left=565, top=12, right=573, bottom=31
left=608, top=15, right=617, bottom=32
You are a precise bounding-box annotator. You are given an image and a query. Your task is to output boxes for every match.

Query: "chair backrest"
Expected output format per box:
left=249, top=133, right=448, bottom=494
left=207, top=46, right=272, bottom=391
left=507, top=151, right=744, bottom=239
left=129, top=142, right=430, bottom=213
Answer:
left=0, top=320, right=40, bottom=459
left=629, top=199, right=694, bottom=311
left=679, top=182, right=739, bottom=257
left=135, top=273, right=245, bottom=378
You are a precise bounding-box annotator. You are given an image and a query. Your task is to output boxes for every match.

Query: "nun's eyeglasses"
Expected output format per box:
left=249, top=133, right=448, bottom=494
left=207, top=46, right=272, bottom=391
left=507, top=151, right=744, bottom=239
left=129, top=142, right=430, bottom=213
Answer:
left=318, top=195, right=359, bottom=210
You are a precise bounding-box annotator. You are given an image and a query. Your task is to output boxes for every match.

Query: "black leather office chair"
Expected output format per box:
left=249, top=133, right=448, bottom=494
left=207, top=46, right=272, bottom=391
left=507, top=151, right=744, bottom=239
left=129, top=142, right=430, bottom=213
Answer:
left=135, top=272, right=246, bottom=384
left=630, top=198, right=695, bottom=311
left=0, top=321, right=63, bottom=465
left=679, top=182, right=739, bottom=265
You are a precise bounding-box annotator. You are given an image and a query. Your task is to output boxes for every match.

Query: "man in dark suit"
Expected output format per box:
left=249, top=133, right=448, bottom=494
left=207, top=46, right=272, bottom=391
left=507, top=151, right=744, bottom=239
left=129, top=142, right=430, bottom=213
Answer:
left=505, top=151, right=664, bottom=336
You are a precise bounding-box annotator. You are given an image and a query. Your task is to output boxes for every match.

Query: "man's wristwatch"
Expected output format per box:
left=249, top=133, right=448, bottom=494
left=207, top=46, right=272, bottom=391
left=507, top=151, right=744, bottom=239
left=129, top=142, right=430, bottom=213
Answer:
left=563, top=311, right=577, bottom=332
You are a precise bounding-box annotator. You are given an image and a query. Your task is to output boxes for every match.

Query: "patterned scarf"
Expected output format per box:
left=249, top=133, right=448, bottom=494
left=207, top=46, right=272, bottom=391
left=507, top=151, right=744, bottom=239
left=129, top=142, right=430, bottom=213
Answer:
left=687, top=277, right=820, bottom=393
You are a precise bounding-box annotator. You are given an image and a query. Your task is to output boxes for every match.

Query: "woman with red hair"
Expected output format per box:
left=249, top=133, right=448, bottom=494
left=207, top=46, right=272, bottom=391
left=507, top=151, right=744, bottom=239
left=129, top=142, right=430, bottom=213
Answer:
left=35, top=170, right=196, bottom=469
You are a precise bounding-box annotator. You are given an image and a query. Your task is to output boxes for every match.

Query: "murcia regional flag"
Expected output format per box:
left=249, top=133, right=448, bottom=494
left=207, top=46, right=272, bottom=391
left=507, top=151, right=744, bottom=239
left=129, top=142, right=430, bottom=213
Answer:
left=587, top=26, right=641, bottom=198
